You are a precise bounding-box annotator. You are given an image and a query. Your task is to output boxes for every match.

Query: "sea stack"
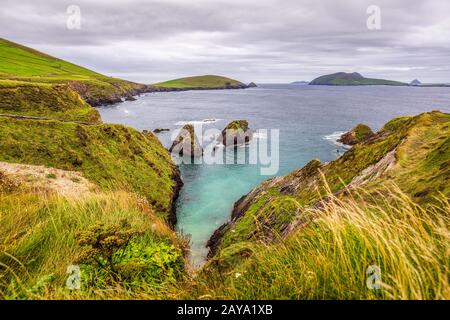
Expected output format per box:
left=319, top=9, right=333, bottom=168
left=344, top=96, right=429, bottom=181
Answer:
left=248, top=82, right=257, bottom=88
left=338, top=124, right=374, bottom=145
left=220, top=120, right=253, bottom=146
left=169, top=124, right=203, bottom=157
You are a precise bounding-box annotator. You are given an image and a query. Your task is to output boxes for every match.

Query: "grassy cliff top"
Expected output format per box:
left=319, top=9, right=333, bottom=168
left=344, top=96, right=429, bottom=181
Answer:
left=154, top=75, right=246, bottom=89
left=0, top=116, right=181, bottom=220
left=309, top=72, right=406, bottom=86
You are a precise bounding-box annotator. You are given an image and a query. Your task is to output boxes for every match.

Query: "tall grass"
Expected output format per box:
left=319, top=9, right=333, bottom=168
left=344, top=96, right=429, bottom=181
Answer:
left=190, top=185, right=449, bottom=300
left=0, top=190, right=185, bottom=299
left=1, top=184, right=448, bottom=299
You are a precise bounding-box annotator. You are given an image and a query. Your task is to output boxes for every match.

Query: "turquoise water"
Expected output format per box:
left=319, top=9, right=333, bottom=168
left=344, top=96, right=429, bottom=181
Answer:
left=98, top=84, right=450, bottom=267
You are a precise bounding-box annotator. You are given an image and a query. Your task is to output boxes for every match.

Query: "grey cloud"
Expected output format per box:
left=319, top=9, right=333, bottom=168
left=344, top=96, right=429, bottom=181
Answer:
left=1, top=0, right=449, bottom=83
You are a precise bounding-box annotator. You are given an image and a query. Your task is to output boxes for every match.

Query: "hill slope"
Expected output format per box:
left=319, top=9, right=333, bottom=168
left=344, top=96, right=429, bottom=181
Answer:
left=0, top=38, right=149, bottom=106
left=309, top=72, right=406, bottom=86
left=155, top=75, right=249, bottom=89
left=0, top=116, right=182, bottom=224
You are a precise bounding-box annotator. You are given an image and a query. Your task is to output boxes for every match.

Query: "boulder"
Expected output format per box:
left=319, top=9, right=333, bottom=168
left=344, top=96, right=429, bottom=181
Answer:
left=169, top=124, right=203, bottom=157
left=124, top=95, right=137, bottom=101
left=153, top=128, right=170, bottom=134
left=338, top=124, right=373, bottom=145
left=220, top=120, right=253, bottom=146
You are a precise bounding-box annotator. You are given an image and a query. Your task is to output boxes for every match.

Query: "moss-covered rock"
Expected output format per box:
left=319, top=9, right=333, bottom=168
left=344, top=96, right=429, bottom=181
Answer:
left=338, top=123, right=373, bottom=145
left=220, top=120, right=253, bottom=146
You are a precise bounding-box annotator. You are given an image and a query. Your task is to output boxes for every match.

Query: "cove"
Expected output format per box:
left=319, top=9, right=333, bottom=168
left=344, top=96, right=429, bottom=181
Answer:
left=98, top=84, right=450, bottom=267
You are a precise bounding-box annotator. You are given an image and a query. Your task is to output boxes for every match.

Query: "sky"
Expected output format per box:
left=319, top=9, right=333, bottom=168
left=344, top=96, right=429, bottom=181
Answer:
left=1, top=0, right=450, bottom=84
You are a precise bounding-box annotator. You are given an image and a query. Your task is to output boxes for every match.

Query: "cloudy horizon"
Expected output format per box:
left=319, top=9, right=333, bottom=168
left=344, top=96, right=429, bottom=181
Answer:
left=1, top=0, right=450, bottom=84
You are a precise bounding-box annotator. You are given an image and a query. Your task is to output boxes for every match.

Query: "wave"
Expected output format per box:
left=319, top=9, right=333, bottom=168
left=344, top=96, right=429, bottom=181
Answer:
left=175, top=118, right=222, bottom=126
left=323, top=131, right=347, bottom=147
left=253, top=131, right=267, bottom=140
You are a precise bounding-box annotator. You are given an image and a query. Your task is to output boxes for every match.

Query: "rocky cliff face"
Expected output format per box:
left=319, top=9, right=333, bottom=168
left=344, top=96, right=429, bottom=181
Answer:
left=207, top=111, right=450, bottom=259
left=338, top=123, right=374, bottom=145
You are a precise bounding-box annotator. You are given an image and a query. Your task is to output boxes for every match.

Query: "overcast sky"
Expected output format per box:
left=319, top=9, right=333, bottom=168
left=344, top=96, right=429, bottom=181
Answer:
left=1, top=0, right=450, bottom=83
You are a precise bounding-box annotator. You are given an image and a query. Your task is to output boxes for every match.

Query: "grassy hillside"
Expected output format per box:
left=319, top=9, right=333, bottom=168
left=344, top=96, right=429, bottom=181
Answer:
left=190, top=187, right=449, bottom=299
left=155, top=75, right=247, bottom=89
left=0, top=116, right=181, bottom=222
left=0, top=184, right=186, bottom=299
left=200, top=111, right=450, bottom=299
left=309, top=72, right=406, bottom=86
left=0, top=81, right=100, bottom=122
left=0, top=38, right=147, bottom=107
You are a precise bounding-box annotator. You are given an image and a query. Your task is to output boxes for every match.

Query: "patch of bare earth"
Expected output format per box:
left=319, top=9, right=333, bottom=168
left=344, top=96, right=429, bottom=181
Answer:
left=0, top=161, right=97, bottom=198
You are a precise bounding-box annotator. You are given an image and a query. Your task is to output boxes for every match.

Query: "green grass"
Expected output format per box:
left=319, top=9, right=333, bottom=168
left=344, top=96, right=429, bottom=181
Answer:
left=0, top=189, right=186, bottom=299
left=192, top=186, right=449, bottom=299
left=0, top=38, right=147, bottom=107
left=0, top=38, right=103, bottom=78
left=0, top=80, right=100, bottom=122
left=155, top=75, right=246, bottom=89
left=0, top=117, right=180, bottom=219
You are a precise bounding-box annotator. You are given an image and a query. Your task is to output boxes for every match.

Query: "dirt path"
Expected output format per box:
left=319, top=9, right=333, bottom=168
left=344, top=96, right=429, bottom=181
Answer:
left=0, top=161, right=97, bottom=198
left=0, top=113, right=95, bottom=125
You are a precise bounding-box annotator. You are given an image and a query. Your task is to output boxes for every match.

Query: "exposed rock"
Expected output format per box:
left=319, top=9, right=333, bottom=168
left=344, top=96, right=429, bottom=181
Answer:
left=169, top=124, right=203, bottom=157
left=124, top=95, right=137, bottom=101
left=248, top=82, right=257, bottom=88
left=219, top=120, right=253, bottom=146
left=338, top=123, right=373, bottom=145
left=153, top=128, right=170, bottom=134
left=409, top=79, right=422, bottom=86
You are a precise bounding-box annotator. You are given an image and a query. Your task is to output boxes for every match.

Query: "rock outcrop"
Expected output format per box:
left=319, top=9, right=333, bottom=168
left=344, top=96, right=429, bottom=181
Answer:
left=169, top=124, right=203, bottom=157
left=152, top=128, right=170, bottom=134
left=248, top=82, right=257, bottom=88
left=219, top=120, right=253, bottom=146
left=338, top=123, right=373, bottom=145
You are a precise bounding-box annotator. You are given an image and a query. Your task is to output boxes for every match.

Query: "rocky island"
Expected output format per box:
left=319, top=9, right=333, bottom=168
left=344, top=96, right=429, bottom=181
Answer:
left=309, top=72, right=406, bottom=86
left=219, top=120, right=253, bottom=146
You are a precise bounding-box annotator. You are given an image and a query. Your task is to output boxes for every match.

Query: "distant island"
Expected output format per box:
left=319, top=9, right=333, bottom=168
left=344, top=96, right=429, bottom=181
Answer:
left=408, top=79, right=450, bottom=87
left=154, top=75, right=255, bottom=90
left=309, top=72, right=407, bottom=86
